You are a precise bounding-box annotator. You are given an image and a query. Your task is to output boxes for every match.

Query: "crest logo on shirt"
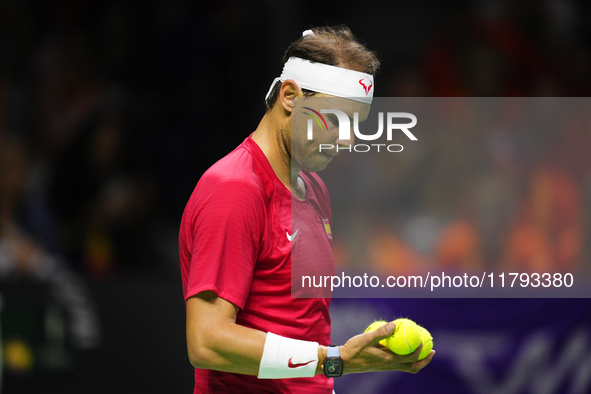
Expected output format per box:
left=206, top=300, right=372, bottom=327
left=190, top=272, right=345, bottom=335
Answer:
left=322, top=219, right=332, bottom=239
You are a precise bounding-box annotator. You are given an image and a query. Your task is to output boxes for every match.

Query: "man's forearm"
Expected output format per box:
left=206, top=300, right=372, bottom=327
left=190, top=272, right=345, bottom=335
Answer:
left=187, top=293, right=325, bottom=378
left=186, top=294, right=266, bottom=375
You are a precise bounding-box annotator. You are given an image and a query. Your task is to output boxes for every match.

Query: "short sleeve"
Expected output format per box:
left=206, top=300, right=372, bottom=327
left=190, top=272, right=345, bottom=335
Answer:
left=182, top=175, right=266, bottom=310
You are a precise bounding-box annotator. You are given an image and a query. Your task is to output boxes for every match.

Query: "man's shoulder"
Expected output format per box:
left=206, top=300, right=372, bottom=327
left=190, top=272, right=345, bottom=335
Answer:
left=190, top=138, right=276, bottom=207
left=201, top=139, right=267, bottom=189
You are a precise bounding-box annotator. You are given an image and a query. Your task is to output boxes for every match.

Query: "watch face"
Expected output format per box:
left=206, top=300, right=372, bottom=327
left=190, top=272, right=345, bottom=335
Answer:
left=325, top=360, right=342, bottom=376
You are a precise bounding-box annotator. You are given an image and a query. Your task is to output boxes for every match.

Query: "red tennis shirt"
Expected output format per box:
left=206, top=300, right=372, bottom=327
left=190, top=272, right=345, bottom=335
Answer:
left=179, top=136, right=335, bottom=393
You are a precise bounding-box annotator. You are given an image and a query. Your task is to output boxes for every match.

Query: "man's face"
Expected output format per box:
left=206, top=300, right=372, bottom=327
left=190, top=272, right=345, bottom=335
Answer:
left=290, top=95, right=370, bottom=173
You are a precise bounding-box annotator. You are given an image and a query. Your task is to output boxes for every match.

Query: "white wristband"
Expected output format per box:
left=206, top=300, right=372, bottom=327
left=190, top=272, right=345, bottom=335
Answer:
left=257, top=332, right=319, bottom=379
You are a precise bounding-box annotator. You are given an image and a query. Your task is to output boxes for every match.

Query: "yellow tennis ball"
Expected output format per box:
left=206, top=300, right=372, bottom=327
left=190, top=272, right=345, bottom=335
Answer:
left=364, top=320, right=389, bottom=347
left=385, top=318, right=421, bottom=355
left=417, top=326, right=433, bottom=360
left=365, top=319, right=421, bottom=355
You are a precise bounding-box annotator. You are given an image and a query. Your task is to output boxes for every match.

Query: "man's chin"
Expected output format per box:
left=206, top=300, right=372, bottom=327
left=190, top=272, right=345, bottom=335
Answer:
left=299, top=160, right=330, bottom=173
left=292, top=152, right=333, bottom=173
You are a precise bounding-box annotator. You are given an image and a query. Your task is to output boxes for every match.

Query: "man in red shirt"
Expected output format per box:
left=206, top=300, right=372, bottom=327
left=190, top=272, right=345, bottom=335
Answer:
left=179, top=26, right=434, bottom=394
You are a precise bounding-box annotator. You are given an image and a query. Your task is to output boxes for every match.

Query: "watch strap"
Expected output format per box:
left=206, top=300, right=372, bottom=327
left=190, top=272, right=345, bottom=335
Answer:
left=327, top=345, right=340, bottom=358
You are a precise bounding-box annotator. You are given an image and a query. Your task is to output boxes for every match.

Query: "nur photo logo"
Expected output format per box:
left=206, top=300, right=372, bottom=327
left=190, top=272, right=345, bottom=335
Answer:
left=303, top=108, right=418, bottom=153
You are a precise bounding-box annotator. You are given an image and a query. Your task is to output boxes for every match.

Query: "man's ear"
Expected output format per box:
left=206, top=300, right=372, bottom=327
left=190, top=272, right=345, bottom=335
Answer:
left=278, top=79, right=301, bottom=113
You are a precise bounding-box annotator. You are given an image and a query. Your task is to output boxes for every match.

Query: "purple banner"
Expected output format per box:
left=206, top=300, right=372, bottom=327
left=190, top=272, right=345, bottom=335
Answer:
left=330, top=298, right=591, bottom=394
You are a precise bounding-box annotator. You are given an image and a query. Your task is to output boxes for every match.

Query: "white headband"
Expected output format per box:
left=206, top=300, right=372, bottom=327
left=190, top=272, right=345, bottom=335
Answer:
left=265, top=57, right=374, bottom=104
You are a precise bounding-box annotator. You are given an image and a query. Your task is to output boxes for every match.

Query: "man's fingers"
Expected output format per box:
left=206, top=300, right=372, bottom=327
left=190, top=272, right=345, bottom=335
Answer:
left=412, top=350, right=436, bottom=372
left=396, top=350, right=436, bottom=374
left=369, top=321, right=395, bottom=342
left=406, top=342, right=423, bottom=362
left=419, top=350, right=435, bottom=366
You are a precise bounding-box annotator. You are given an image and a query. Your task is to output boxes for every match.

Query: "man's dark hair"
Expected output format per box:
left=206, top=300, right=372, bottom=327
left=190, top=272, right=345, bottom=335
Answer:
left=265, top=26, right=380, bottom=110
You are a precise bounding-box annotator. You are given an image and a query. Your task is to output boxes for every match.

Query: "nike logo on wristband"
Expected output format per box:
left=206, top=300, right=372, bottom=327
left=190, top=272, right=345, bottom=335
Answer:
left=288, top=358, right=314, bottom=368
left=286, top=229, right=299, bottom=242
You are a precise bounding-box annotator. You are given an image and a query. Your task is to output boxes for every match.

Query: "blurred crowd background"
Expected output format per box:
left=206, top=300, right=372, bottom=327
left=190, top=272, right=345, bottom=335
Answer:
left=1, top=0, right=590, bottom=393
left=2, top=0, right=591, bottom=280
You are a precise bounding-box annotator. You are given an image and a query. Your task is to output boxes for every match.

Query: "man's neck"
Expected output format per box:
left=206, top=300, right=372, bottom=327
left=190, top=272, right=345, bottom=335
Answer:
left=252, top=110, right=301, bottom=195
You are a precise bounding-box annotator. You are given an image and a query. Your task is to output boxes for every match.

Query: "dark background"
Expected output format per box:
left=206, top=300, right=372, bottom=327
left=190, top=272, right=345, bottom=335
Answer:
left=1, top=1, right=590, bottom=393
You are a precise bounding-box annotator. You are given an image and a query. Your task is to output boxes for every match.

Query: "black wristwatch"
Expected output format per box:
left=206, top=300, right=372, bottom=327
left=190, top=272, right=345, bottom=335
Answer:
left=323, top=345, right=343, bottom=378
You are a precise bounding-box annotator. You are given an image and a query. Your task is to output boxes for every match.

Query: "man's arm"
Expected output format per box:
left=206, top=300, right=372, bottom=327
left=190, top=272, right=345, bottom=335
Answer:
left=186, top=291, right=434, bottom=376
left=186, top=291, right=266, bottom=375
left=186, top=291, right=327, bottom=375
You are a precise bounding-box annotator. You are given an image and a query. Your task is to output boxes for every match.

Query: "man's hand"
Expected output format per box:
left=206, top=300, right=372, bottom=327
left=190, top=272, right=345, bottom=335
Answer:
left=339, top=321, right=435, bottom=375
